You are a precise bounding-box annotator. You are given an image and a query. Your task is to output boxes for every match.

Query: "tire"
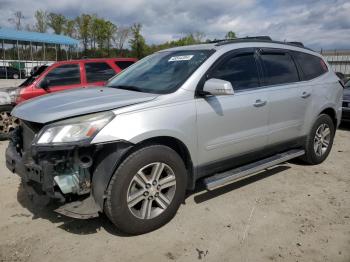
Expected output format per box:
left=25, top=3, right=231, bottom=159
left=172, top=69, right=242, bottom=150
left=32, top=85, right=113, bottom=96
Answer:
left=105, top=144, right=187, bottom=235
left=12, top=73, right=19, bottom=79
left=301, top=114, right=335, bottom=165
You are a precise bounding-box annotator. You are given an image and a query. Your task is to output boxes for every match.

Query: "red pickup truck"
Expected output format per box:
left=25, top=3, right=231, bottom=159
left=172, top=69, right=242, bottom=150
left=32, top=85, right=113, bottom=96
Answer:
left=0, top=57, right=137, bottom=138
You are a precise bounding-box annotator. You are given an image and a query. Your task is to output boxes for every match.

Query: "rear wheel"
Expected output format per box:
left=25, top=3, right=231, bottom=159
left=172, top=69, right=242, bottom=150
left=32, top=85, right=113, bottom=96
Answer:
left=12, top=73, right=19, bottom=79
left=301, top=114, right=335, bottom=164
left=105, top=144, right=187, bottom=235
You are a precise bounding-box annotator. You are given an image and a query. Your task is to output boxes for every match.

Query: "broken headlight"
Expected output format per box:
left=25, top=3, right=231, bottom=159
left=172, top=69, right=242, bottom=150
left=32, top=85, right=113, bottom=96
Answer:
left=36, top=111, right=114, bottom=145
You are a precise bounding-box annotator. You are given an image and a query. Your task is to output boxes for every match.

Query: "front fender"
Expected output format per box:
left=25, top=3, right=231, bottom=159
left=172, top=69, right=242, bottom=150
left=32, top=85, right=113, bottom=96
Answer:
left=91, top=141, right=133, bottom=210
left=91, top=100, right=198, bottom=166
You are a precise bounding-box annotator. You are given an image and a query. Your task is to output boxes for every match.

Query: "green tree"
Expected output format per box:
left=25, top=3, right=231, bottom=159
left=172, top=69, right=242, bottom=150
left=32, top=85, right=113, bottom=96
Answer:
left=225, top=31, right=236, bottom=39
left=48, top=13, right=66, bottom=34
left=34, top=10, right=48, bottom=33
left=89, top=18, right=117, bottom=55
left=129, top=23, right=147, bottom=59
left=89, top=14, right=99, bottom=50
left=104, top=21, right=117, bottom=55
left=76, top=14, right=91, bottom=53
left=64, top=19, right=76, bottom=37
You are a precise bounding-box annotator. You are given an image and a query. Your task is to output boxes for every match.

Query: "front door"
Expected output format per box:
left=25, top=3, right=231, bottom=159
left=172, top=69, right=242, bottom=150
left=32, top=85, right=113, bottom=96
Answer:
left=196, top=49, right=269, bottom=175
left=34, top=63, right=82, bottom=97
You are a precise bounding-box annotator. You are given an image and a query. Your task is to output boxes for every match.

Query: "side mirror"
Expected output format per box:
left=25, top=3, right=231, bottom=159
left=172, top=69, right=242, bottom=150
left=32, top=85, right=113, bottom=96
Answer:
left=202, top=78, right=234, bottom=96
left=40, top=78, right=50, bottom=90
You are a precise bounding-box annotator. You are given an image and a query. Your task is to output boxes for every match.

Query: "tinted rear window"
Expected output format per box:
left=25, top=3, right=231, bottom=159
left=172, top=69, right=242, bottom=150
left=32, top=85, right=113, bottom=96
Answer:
left=292, top=52, right=328, bottom=80
left=115, top=61, right=135, bottom=70
left=85, top=62, right=115, bottom=82
left=261, top=52, right=299, bottom=85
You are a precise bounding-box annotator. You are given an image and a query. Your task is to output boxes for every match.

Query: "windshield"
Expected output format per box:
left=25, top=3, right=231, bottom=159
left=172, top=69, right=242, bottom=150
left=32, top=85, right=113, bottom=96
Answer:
left=19, top=65, right=48, bottom=87
left=106, top=50, right=213, bottom=94
left=345, top=79, right=350, bottom=88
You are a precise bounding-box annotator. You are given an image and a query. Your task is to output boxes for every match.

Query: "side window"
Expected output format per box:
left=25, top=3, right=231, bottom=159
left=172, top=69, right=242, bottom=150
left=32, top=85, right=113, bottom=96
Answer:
left=115, top=61, right=135, bottom=70
left=292, top=52, right=328, bottom=80
left=210, top=53, right=260, bottom=90
left=260, top=52, right=299, bottom=86
left=43, top=64, right=80, bottom=87
left=85, top=62, right=115, bottom=82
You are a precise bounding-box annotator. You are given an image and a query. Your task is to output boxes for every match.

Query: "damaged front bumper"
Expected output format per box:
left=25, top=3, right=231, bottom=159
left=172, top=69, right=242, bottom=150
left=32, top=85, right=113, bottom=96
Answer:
left=6, top=125, right=133, bottom=219
left=6, top=141, right=101, bottom=218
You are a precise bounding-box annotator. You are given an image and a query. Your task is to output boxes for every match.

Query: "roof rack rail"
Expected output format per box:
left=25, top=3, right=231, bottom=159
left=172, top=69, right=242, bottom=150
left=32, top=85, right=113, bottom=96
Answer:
left=210, top=36, right=272, bottom=44
left=286, top=41, right=304, bottom=47
left=213, top=36, right=311, bottom=51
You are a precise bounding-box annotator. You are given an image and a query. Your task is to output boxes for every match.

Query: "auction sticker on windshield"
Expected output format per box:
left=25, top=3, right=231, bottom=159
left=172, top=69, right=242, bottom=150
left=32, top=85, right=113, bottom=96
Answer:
left=168, top=55, right=194, bottom=62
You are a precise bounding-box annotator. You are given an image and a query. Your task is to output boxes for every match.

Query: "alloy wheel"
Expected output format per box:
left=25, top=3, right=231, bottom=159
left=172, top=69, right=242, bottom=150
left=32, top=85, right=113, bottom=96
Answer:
left=127, top=162, right=176, bottom=220
left=314, top=123, right=331, bottom=157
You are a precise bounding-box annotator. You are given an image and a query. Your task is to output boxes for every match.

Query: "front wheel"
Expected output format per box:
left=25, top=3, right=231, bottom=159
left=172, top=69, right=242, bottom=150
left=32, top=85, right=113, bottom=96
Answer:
left=301, top=114, right=335, bottom=165
left=105, top=144, right=187, bottom=235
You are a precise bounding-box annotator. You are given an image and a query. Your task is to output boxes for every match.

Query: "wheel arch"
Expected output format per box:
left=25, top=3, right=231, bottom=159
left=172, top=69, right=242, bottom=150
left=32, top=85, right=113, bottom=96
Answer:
left=319, top=107, right=337, bottom=128
left=132, top=136, right=195, bottom=190
left=92, top=135, right=196, bottom=211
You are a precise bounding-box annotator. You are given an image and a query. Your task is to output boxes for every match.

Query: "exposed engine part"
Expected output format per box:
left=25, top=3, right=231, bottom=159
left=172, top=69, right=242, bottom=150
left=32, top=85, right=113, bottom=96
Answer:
left=79, top=155, right=93, bottom=168
left=53, top=151, right=92, bottom=195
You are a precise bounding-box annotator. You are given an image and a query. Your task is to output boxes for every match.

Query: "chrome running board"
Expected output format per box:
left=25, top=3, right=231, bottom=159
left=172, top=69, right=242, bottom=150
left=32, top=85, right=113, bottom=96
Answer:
left=204, top=149, right=305, bottom=190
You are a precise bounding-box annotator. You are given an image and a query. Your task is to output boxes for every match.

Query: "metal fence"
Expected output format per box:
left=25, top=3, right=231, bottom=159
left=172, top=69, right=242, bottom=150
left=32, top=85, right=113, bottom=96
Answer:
left=320, top=50, right=350, bottom=77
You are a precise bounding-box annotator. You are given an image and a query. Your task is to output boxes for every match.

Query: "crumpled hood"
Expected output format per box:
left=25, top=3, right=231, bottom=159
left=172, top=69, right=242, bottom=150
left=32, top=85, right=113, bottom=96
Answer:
left=12, top=87, right=158, bottom=123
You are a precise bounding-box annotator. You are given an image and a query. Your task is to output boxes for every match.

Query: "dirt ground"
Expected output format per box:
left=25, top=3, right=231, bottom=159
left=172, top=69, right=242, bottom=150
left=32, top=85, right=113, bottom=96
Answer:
left=0, top=124, right=349, bottom=262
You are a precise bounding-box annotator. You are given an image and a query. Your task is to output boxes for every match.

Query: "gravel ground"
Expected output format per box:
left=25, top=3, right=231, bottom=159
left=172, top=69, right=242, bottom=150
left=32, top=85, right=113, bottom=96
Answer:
left=0, top=124, right=349, bottom=262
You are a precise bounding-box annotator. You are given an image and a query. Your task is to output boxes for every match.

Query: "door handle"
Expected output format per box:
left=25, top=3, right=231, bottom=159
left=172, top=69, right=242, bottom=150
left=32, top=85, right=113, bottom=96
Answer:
left=254, top=99, right=267, bottom=107
left=301, top=92, right=311, bottom=98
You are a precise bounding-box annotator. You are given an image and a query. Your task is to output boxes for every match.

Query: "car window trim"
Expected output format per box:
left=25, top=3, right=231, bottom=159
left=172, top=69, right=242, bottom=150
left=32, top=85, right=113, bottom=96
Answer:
left=84, top=61, right=115, bottom=83
left=290, top=51, right=328, bottom=81
left=257, top=48, right=301, bottom=87
left=195, top=47, right=263, bottom=97
left=40, top=63, right=82, bottom=88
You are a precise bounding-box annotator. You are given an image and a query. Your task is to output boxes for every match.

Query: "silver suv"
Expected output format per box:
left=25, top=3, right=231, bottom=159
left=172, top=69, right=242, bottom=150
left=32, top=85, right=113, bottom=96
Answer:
left=6, top=37, right=343, bottom=234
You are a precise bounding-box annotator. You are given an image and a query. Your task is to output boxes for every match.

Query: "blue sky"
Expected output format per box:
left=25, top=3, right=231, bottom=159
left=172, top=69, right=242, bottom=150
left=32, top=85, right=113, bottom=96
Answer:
left=0, top=0, right=349, bottom=50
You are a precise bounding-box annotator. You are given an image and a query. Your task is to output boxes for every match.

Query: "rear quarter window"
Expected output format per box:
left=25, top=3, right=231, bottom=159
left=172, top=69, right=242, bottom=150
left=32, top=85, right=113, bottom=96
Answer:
left=292, top=52, right=328, bottom=80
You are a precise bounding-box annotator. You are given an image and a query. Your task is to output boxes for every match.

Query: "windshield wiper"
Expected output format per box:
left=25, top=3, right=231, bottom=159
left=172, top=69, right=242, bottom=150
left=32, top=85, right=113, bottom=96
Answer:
left=107, top=85, right=143, bottom=92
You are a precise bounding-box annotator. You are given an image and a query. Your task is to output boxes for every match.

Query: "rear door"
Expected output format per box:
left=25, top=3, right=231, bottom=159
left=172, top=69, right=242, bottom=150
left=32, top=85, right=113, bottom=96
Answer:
left=196, top=48, right=269, bottom=172
left=84, top=62, right=117, bottom=86
left=258, top=48, right=312, bottom=145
